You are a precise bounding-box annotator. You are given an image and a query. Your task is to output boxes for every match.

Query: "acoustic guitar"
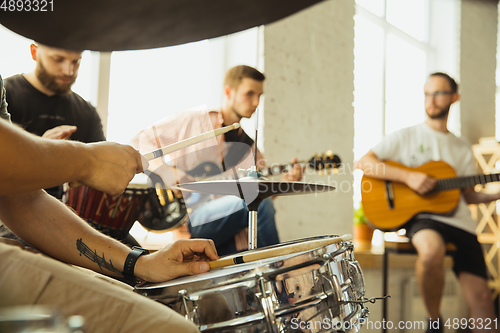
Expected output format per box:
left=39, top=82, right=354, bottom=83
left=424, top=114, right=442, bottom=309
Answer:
left=360, top=160, right=500, bottom=231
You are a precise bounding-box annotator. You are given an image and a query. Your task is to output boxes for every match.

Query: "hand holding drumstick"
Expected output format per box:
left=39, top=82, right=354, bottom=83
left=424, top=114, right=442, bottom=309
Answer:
left=73, top=142, right=148, bottom=197
left=69, top=123, right=241, bottom=196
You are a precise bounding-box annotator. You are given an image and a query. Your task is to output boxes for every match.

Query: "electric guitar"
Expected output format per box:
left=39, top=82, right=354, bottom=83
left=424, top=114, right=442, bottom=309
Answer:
left=186, top=151, right=341, bottom=179
left=183, top=151, right=341, bottom=206
left=138, top=152, right=341, bottom=232
left=360, top=160, right=500, bottom=231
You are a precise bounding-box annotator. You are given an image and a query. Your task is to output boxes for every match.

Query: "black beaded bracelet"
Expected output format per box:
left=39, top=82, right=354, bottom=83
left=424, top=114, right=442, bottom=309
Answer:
left=123, top=246, right=149, bottom=283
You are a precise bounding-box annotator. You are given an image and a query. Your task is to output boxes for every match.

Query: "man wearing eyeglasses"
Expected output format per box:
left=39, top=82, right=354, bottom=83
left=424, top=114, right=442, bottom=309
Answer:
left=356, top=73, right=496, bottom=332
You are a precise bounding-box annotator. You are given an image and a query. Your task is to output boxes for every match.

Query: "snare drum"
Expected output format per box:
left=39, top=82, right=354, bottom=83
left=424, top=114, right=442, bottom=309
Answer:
left=63, top=182, right=150, bottom=241
left=135, top=235, right=369, bottom=332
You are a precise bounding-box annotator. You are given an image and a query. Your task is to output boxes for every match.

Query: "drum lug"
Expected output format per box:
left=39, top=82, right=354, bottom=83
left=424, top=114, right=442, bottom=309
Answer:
left=256, top=275, right=278, bottom=333
left=178, top=289, right=198, bottom=325
left=322, top=242, right=354, bottom=263
left=319, top=272, right=341, bottom=318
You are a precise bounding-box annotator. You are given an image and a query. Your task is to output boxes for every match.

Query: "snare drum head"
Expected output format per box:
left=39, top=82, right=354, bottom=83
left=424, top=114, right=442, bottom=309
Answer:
left=136, top=235, right=343, bottom=298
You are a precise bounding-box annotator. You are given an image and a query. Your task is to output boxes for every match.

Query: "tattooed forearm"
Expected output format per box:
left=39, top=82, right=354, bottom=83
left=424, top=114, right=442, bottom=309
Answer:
left=76, top=238, right=121, bottom=274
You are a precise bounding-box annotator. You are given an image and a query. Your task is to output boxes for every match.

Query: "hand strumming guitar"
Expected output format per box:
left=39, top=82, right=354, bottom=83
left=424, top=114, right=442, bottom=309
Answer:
left=406, top=171, right=437, bottom=195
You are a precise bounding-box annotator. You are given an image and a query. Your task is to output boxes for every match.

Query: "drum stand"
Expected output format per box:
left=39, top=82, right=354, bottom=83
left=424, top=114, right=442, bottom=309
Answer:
left=247, top=197, right=263, bottom=250
left=245, top=166, right=264, bottom=250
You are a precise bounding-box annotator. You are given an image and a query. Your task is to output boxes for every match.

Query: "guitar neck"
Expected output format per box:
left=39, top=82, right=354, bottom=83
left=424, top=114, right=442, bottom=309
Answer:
left=436, top=173, right=500, bottom=191
left=186, top=153, right=340, bottom=179
left=259, top=154, right=340, bottom=176
left=260, top=162, right=310, bottom=177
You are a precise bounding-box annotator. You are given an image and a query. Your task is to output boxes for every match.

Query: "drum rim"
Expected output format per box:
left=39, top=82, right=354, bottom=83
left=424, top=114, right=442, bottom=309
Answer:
left=135, top=235, right=348, bottom=293
left=219, top=234, right=340, bottom=261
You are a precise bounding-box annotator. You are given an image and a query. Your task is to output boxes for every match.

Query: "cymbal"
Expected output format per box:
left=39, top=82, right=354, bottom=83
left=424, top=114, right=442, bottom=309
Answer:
left=0, top=0, right=322, bottom=51
left=172, top=178, right=335, bottom=203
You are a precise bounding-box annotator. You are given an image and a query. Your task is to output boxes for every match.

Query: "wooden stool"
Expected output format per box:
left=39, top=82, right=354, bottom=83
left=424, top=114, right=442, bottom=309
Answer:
left=382, top=238, right=456, bottom=333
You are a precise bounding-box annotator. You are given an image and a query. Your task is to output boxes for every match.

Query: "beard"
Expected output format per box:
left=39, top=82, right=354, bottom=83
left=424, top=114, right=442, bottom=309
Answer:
left=231, top=105, right=245, bottom=119
left=426, top=106, right=450, bottom=119
left=230, top=102, right=255, bottom=119
left=36, top=59, right=75, bottom=95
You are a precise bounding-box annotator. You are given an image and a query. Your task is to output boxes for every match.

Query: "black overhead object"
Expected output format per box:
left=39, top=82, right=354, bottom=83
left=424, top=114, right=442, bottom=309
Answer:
left=0, top=0, right=323, bottom=51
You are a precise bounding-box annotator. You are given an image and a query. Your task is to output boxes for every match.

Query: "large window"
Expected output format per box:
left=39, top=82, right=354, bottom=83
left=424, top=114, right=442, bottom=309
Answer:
left=354, top=0, right=430, bottom=158
left=106, top=28, right=262, bottom=145
left=353, top=0, right=432, bottom=208
left=106, top=41, right=215, bottom=145
left=0, top=24, right=262, bottom=147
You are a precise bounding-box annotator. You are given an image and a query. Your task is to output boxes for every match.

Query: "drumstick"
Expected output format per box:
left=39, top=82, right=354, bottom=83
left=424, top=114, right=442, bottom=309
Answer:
left=143, top=123, right=241, bottom=161
left=209, top=234, right=353, bottom=269
left=69, top=123, right=240, bottom=188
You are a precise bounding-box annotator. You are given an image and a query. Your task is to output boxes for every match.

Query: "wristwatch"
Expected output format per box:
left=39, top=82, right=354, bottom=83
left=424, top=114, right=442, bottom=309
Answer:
left=123, top=246, right=150, bottom=283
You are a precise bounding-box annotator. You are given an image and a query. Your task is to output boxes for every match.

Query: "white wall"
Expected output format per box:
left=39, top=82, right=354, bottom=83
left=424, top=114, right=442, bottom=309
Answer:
left=460, top=0, right=498, bottom=144
left=263, top=0, right=356, bottom=241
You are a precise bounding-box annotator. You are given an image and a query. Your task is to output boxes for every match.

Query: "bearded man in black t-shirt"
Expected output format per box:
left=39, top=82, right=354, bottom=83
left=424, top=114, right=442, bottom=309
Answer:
left=0, top=44, right=138, bottom=246
left=5, top=42, right=105, bottom=198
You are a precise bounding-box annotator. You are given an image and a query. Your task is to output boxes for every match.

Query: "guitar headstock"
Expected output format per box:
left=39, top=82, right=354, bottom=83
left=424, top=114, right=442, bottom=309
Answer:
left=308, top=150, right=341, bottom=175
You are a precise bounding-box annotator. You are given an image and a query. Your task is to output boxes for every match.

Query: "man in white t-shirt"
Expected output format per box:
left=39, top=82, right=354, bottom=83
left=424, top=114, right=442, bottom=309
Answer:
left=356, top=73, right=496, bottom=332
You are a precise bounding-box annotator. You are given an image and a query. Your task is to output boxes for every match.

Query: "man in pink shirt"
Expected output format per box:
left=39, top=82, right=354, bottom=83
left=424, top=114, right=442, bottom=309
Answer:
left=132, top=65, right=302, bottom=255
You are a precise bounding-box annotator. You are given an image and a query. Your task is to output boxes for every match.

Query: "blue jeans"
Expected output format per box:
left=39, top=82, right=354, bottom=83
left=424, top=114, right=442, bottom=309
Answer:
left=187, top=197, right=279, bottom=256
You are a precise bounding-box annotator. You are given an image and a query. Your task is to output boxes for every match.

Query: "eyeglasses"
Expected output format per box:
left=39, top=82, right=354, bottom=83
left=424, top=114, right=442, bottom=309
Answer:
left=424, top=91, right=453, bottom=99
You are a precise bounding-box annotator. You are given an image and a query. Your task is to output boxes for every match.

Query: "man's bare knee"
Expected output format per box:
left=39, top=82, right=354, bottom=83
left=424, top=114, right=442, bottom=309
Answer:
left=417, top=253, right=444, bottom=271
left=412, top=229, right=446, bottom=259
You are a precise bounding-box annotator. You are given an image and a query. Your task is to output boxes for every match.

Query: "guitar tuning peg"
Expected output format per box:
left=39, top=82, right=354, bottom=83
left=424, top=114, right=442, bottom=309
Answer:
left=166, top=189, right=175, bottom=203
left=155, top=184, right=166, bottom=206
left=326, top=150, right=333, bottom=157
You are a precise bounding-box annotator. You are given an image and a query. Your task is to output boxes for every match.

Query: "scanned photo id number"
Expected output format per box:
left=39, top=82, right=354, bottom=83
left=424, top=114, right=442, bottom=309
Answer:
left=444, top=318, right=498, bottom=330
left=1, top=0, right=53, bottom=11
